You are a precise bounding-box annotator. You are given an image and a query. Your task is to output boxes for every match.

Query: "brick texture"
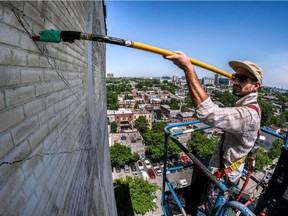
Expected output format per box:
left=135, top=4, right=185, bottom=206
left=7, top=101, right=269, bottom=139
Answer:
left=0, top=1, right=117, bottom=216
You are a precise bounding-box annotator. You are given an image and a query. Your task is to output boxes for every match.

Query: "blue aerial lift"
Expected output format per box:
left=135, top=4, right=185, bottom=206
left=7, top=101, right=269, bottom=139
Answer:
left=161, top=120, right=288, bottom=216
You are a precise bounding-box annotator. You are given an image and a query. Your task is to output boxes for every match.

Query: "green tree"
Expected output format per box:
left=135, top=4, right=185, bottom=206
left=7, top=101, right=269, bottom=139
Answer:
left=169, top=98, right=180, bottom=110
left=187, top=131, right=218, bottom=158
left=258, top=98, right=275, bottom=126
left=184, top=92, right=194, bottom=108
left=107, top=91, right=118, bottom=110
left=114, top=176, right=158, bottom=215
left=273, top=91, right=288, bottom=105
left=110, top=143, right=137, bottom=166
left=110, top=121, right=118, bottom=133
left=131, top=152, right=140, bottom=162
left=159, top=82, right=177, bottom=94
left=254, top=148, right=272, bottom=171
left=143, top=130, right=180, bottom=160
left=213, top=91, right=237, bottom=107
left=277, top=111, right=288, bottom=126
left=152, top=122, right=167, bottom=133
left=268, top=139, right=283, bottom=160
left=135, top=116, right=149, bottom=135
left=161, top=98, right=180, bottom=109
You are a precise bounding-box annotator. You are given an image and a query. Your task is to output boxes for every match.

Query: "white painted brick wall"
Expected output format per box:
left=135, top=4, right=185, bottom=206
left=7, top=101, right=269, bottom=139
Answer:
left=11, top=115, right=39, bottom=145
left=0, top=1, right=117, bottom=216
left=0, top=106, right=25, bottom=132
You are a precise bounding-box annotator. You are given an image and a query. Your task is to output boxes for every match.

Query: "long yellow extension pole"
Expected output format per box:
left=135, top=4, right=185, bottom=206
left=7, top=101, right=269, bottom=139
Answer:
left=33, top=30, right=233, bottom=79
left=133, top=42, right=233, bottom=79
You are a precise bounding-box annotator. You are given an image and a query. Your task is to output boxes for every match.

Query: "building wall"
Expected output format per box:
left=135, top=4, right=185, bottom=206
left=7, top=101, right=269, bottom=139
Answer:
left=133, top=112, right=152, bottom=129
left=115, top=113, right=133, bottom=130
left=0, top=1, right=117, bottom=215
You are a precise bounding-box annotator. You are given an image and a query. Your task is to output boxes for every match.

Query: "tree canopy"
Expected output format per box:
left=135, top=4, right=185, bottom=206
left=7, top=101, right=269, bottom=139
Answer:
left=134, top=116, right=149, bottom=135
left=114, top=176, right=158, bottom=215
left=276, top=111, right=288, bottom=126
left=107, top=91, right=118, bottom=110
left=152, top=122, right=168, bottom=133
left=251, top=139, right=283, bottom=171
left=110, top=121, right=118, bottom=133
left=254, top=148, right=272, bottom=171
left=161, top=98, right=180, bottom=110
left=268, top=139, right=283, bottom=160
left=110, top=143, right=139, bottom=166
left=258, top=98, right=276, bottom=126
left=186, top=131, right=218, bottom=158
left=143, top=130, right=181, bottom=160
left=213, top=91, right=237, bottom=107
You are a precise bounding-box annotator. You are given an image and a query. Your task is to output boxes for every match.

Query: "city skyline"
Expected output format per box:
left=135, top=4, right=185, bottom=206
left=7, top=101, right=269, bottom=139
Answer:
left=105, top=1, right=288, bottom=90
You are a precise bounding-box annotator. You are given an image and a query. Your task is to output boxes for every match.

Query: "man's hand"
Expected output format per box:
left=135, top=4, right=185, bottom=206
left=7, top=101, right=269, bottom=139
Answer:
left=165, top=50, right=208, bottom=107
left=164, top=51, right=193, bottom=72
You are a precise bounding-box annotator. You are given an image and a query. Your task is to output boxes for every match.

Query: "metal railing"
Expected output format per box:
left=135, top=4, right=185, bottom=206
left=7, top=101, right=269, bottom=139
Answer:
left=161, top=120, right=288, bottom=216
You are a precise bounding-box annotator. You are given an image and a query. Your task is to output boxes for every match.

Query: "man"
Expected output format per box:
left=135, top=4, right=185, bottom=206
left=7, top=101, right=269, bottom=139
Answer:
left=165, top=51, right=262, bottom=186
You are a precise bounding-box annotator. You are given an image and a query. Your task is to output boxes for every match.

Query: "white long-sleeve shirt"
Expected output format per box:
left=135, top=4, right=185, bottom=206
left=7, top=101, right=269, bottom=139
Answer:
left=195, top=92, right=261, bottom=184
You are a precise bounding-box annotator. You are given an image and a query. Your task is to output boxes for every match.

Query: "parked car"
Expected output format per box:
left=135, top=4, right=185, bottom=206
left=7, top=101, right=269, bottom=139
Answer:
left=159, top=160, right=164, bottom=168
left=168, top=163, right=176, bottom=173
left=130, top=162, right=137, bottom=172
left=186, top=161, right=194, bottom=169
left=124, top=164, right=130, bottom=173
left=154, top=166, right=162, bottom=176
left=171, top=156, right=180, bottom=163
left=174, top=161, right=183, bottom=172
left=133, top=171, right=139, bottom=177
left=183, top=162, right=189, bottom=170
left=141, top=170, right=149, bottom=180
left=180, top=154, right=190, bottom=163
left=152, top=160, right=158, bottom=168
left=148, top=168, right=156, bottom=179
left=179, top=179, right=188, bottom=187
left=137, top=160, right=144, bottom=170
left=144, top=159, right=152, bottom=169
left=171, top=181, right=179, bottom=190
left=264, top=173, right=272, bottom=183
left=115, top=165, right=121, bottom=173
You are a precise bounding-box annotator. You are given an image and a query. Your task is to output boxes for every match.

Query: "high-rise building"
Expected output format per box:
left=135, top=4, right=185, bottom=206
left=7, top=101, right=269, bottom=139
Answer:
left=215, top=74, right=219, bottom=86
left=107, top=73, right=114, bottom=78
left=219, top=77, right=231, bottom=86
left=172, top=75, right=179, bottom=82
left=202, top=77, right=215, bottom=85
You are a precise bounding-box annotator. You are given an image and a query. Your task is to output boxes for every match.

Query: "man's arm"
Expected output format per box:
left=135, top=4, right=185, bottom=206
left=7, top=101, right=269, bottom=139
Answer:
left=165, top=51, right=208, bottom=107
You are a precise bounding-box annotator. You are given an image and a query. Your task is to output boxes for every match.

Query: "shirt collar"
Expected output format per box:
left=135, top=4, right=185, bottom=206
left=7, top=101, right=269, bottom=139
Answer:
left=235, top=92, right=258, bottom=107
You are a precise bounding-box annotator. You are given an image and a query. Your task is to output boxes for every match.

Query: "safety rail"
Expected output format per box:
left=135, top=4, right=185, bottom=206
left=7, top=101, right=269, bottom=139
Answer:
left=161, top=120, right=288, bottom=216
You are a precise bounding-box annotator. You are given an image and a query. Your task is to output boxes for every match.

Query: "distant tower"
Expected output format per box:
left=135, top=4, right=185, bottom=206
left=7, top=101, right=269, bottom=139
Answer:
left=215, top=74, right=219, bottom=86
left=172, top=75, right=178, bottom=82
left=107, top=73, right=114, bottom=78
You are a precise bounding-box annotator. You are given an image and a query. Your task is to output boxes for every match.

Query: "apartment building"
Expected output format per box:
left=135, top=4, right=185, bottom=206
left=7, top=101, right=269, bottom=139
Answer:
left=176, top=112, right=195, bottom=122
left=133, top=109, right=153, bottom=129
left=114, top=109, right=133, bottom=131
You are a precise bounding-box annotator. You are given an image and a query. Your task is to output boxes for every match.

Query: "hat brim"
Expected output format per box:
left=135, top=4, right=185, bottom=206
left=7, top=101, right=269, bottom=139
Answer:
left=229, top=61, right=258, bottom=80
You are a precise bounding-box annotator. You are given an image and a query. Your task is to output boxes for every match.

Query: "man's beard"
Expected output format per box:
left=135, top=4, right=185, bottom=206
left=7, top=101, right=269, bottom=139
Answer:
left=232, top=85, right=251, bottom=97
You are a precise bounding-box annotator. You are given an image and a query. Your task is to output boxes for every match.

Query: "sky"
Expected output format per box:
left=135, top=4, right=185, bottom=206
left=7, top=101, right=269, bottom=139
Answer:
left=105, top=1, right=288, bottom=89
